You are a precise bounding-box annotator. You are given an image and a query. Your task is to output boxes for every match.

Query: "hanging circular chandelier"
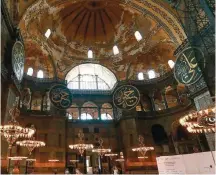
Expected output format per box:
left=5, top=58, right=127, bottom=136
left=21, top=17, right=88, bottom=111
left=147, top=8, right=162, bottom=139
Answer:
left=16, top=137, right=45, bottom=155
left=69, top=130, right=94, bottom=156
left=69, top=144, right=94, bottom=156
left=179, top=106, right=215, bottom=133
left=132, top=135, right=154, bottom=157
left=48, top=159, right=59, bottom=162
left=0, top=98, right=35, bottom=149
left=92, top=137, right=111, bottom=157
left=8, top=156, right=27, bottom=160
left=104, top=153, right=118, bottom=157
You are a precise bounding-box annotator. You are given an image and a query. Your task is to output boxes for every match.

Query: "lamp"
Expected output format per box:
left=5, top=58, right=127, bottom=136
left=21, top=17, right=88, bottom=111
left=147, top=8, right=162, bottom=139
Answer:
left=92, top=137, right=111, bottom=157
left=132, top=135, right=154, bottom=157
left=0, top=98, right=35, bottom=149
left=16, top=137, right=45, bottom=155
left=69, top=130, right=93, bottom=156
left=179, top=106, right=215, bottom=133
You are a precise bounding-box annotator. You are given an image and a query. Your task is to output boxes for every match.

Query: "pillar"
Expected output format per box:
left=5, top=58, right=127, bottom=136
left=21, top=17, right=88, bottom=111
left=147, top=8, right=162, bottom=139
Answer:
left=78, top=108, right=81, bottom=120
left=161, top=90, right=168, bottom=109
left=148, top=91, right=156, bottom=111
left=172, top=85, right=181, bottom=104
left=83, top=151, right=87, bottom=174
left=98, top=107, right=101, bottom=120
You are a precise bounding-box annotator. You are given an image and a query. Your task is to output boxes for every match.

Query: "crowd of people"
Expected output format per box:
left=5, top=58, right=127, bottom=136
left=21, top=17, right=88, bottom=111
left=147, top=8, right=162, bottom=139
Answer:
left=64, top=165, right=122, bottom=174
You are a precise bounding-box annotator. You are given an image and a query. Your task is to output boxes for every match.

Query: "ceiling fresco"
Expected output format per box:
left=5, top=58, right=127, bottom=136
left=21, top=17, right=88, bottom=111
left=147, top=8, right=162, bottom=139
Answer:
left=18, top=0, right=186, bottom=80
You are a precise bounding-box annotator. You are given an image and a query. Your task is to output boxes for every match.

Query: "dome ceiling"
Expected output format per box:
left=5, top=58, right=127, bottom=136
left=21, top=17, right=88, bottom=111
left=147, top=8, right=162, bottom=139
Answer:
left=19, top=0, right=186, bottom=79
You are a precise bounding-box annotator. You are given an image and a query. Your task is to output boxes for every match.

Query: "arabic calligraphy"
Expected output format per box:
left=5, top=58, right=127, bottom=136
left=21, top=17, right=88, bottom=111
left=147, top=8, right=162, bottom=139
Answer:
left=49, top=85, right=72, bottom=109
left=113, top=85, right=140, bottom=110
left=174, top=47, right=203, bottom=85
left=12, top=41, right=25, bottom=82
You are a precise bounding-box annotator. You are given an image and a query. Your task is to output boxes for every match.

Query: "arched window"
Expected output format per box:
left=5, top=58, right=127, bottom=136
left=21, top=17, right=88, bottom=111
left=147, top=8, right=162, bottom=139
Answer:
left=88, top=50, right=93, bottom=58
left=31, top=92, right=42, bottom=111
left=134, top=31, right=142, bottom=41
left=37, top=70, right=43, bottom=78
left=67, top=103, right=79, bottom=120
left=45, top=29, right=51, bottom=38
left=81, top=101, right=98, bottom=120
left=66, top=64, right=117, bottom=90
left=27, top=67, right=33, bottom=76
left=67, top=113, right=73, bottom=120
left=168, top=60, right=175, bottom=69
left=148, top=70, right=156, bottom=79
left=81, top=113, right=93, bottom=120
left=101, top=113, right=112, bottom=120
left=101, top=103, right=113, bottom=120
left=113, top=45, right=119, bottom=55
left=138, top=72, right=144, bottom=80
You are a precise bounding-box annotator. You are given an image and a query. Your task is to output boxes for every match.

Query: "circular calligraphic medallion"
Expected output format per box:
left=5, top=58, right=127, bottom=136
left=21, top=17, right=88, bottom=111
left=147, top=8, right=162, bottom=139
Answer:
left=113, top=85, right=140, bottom=110
left=12, top=41, right=25, bottom=82
left=174, top=47, right=203, bottom=85
left=49, top=84, right=72, bottom=109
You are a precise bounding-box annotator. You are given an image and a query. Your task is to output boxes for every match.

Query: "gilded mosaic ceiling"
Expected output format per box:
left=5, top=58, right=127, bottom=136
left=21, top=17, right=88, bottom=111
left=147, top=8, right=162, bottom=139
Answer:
left=18, top=0, right=186, bottom=80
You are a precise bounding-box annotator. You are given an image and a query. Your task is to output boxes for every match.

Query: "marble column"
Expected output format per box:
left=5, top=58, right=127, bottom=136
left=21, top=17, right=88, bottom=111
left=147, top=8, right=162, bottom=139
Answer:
left=98, top=107, right=101, bottom=120
left=148, top=91, right=156, bottom=111
left=161, top=90, right=168, bottom=109
left=174, top=88, right=181, bottom=104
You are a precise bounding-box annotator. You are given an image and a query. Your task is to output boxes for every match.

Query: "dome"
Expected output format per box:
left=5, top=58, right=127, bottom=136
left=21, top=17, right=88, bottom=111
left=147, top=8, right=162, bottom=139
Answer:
left=19, top=0, right=186, bottom=80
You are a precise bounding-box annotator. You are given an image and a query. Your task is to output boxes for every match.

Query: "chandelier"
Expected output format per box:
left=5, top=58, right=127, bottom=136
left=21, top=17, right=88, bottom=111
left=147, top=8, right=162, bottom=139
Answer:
left=92, top=137, right=111, bottom=157
left=69, top=130, right=93, bottom=156
left=104, top=153, right=118, bottom=157
left=16, top=137, right=45, bottom=155
left=8, top=156, right=27, bottom=160
left=179, top=106, right=215, bottom=133
left=0, top=98, right=35, bottom=149
left=132, top=135, right=154, bottom=157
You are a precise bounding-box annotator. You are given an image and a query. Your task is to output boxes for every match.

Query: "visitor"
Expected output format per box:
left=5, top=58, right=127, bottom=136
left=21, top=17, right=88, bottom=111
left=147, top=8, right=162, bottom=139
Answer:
left=75, top=168, right=83, bottom=175
left=113, top=166, right=118, bottom=174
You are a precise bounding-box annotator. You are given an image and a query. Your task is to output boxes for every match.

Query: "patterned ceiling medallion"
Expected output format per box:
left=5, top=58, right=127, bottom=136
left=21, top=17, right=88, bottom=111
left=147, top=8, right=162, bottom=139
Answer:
left=12, top=41, right=25, bottom=82
left=113, top=85, right=140, bottom=110
left=174, top=47, right=203, bottom=85
left=49, top=84, right=72, bottom=109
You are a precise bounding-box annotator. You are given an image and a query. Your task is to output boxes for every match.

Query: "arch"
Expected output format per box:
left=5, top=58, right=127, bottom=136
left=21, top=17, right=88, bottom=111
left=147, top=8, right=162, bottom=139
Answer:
left=27, top=67, right=33, bottom=76
left=66, top=64, right=117, bottom=90
left=37, top=70, right=44, bottom=78
left=151, top=124, right=168, bottom=145
left=101, top=103, right=112, bottom=109
left=31, top=92, right=42, bottom=111
left=66, top=103, right=79, bottom=119
left=82, top=101, right=97, bottom=108
left=81, top=101, right=98, bottom=119
left=101, top=103, right=113, bottom=120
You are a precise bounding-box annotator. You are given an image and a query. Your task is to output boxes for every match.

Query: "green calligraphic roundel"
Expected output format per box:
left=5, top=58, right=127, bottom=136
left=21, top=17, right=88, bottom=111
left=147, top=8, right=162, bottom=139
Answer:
left=113, top=85, right=140, bottom=110
left=12, top=41, right=25, bottom=82
left=174, top=47, right=203, bottom=85
left=49, top=84, right=72, bottom=109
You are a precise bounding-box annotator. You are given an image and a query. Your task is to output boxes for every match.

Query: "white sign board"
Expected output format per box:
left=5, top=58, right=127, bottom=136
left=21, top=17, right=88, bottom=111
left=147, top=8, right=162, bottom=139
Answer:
left=182, top=153, right=199, bottom=174
left=196, top=152, right=215, bottom=174
left=156, top=155, right=186, bottom=174
left=212, top=151, right=215, bottom=164
left=157, top=152, right=215, bottom=174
